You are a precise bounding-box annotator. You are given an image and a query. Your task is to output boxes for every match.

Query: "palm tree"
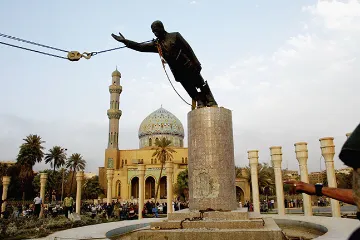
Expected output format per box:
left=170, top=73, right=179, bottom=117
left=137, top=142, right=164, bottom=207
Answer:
left=45, top=146, right=67, bottom=174
left=16, top=134, right=45, bottom=202
left=240, top=163, right=275, bottom=195
left=151, top=138, right=176, bottom=203
left=66, top=153, right=86, bottom=194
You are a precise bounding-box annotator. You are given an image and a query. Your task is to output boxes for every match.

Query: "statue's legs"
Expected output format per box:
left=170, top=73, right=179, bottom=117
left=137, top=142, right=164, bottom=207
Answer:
left=194, top=74, right=218, bottom=107
left=180, top=81, right=206, bottom=108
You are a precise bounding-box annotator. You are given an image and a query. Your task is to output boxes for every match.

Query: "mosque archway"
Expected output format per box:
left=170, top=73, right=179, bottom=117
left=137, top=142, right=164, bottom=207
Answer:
left=131, top=177, right=139, bottom=199
left=160, top=176, right=167, bottom=199
left=145, top=176, right=156, bottom=199
left=236, top=186, right=245, bottom=203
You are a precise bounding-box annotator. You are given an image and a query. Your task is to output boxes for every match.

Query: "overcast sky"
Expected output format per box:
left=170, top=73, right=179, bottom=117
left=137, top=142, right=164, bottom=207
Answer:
left=0, top=0, right=359, bottom=173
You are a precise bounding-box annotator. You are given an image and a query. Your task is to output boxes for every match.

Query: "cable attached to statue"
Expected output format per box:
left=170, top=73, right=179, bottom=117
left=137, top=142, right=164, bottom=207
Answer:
left=0, top=32, right=196, bottom=108
left=154, top=39, right=192, bottom=107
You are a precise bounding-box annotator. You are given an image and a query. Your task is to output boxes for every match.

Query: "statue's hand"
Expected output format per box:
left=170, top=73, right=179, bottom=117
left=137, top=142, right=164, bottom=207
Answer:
left=111, top=32, right=126, bottom=43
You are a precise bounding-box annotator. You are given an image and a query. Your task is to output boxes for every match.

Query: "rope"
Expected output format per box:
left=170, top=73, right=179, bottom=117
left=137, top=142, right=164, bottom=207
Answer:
left=0, top=32, right=68, bottom=52
left=0, top=41, right=68, bottom=59
left=155, top=40, right=192, bottom=106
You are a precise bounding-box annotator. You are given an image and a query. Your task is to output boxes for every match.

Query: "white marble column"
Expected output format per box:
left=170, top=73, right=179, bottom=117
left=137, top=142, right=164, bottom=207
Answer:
left=138, top=164, right=145, bottom=219
left=76, top=171, right=84, bottom=214
left=39, top=173, right=47, bottom=218
left=319, top=137, right=341, bottom=217
left=106, top=169, right=114, bottom=204
left=270, top=146, right=285, bottom=216
left=294, top=142, right=313, bottom=216
left=166, top=161, right=174, bottom=214
left=1, top=176, right=10, bottom=217
left=247, top=150, right=260, bottom=213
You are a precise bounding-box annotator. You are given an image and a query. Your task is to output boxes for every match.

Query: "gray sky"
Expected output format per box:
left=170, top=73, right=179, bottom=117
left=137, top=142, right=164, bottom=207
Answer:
left=0, top=0, right=359, bottom=173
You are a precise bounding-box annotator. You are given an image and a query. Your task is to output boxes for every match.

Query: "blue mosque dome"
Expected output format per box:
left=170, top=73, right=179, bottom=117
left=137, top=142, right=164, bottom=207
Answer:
left=138, top=107, right=184, bottom=148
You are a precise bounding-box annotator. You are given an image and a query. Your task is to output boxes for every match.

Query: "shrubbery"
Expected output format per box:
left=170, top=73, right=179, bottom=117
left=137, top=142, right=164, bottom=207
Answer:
left=0, top=215, right=110, bottom=240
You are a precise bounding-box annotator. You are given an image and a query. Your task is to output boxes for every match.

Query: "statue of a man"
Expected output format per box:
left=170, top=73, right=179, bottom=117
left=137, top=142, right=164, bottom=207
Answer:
left=111, top=20, right=217, bottom=108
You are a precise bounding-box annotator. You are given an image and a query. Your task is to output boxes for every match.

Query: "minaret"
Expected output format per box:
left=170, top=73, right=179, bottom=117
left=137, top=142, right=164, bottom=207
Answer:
left=107, top=68, right=122, bottom=149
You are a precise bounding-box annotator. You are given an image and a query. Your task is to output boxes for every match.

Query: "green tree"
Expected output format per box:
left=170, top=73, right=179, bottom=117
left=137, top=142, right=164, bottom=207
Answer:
left=44, top=146, right=67, bottom=174
left=82, top=176, right=104, bottom=199
left=174, top=168, right=188, bottom=201
left=65, top=153, right=86, bottom=195
left=239, top=163, right=275, bottom=196
left=16, top=134, right=45, bottom=201
left=336, top=170, right=353, bottom=189
left=152, top=138, right=176, bottom=203
left=33, top=169, right=69, bottom=201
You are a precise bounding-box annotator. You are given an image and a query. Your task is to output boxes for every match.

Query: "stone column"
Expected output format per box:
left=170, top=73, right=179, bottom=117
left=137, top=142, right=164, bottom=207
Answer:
left=138, top=164, right=145, bottom=219
left=188, top=107, right=237, bottom=211
left=294, top=142, right=313, bottom=216
left=247, top=150, right=260, bottom=213
left=319, top=137, right=341, bottom=217
left=106, top=169, right=114, bottom=204
left=166, top=161, right=174, bottom=214
left=270, top=146, right=285, bottom=216
left=1, top=176, right=10, bottom=216
left=39, top=173, right=47, bottom=218
left=76, top=171, right=84, bottom=214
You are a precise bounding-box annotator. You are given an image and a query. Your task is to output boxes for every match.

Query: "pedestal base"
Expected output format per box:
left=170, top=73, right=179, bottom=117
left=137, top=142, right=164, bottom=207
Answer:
left=188, top=107, right=237, bottom=211
left=123, top=209, right=285, bottom=240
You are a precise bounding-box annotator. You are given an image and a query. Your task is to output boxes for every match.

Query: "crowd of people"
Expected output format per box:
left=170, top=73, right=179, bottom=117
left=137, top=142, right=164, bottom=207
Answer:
left=0, top=192, right=189, bottom=220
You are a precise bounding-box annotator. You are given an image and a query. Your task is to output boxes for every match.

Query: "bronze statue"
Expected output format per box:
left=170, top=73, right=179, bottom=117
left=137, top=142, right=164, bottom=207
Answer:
left=111, top=20, right=217, bottom=108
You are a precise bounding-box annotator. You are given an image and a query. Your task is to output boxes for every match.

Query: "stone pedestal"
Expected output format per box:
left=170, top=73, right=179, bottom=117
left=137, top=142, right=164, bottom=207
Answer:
left=76, top=171, right=84, bottom=214
left=319, top=137, right=341, bottom=217
left=188, top=107, right=237, bottom=211
left=1, top=176, right=10, bottom=217
left=166, top=161, right=174, bottom=214
left=138, top=164, right=145, bottom=219
left=106, top=169, right=114, bottom=204
left=294, top=142, right=312, bottom=216
left=248, top=150, right=260, bottom=213
left=126, top=107, right=285, bottom=240
left=270, top=146, right=285, bottom=216
left=137, top=209, right=284, bottom=240
left=39, top=173, right=47, bottom=218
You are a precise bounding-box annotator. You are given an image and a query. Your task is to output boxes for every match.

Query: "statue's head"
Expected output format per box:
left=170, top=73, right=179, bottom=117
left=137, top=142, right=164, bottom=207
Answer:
left=151, top=20, right=166, bottom=39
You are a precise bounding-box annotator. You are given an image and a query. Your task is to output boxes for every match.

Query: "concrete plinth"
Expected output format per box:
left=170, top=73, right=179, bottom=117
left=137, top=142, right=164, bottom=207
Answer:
left=248, top=150, right=260, bottom=213
left=131, top=214, right=285, bottom=240
left=270, top=146, right=285, bottom=216
left=138, top=164, right=145, bottom=219
left=319, top=137, right=341, bottom=217
left=1, top=176, right=10, bottom=217
left=106, top=169, right=114, bottom=204
left=165, top=161, right=174, bottom=214
left=294, top=142, right=312, bottom=216
left=188, top=107, right=237, bottom=211
left=76, top=171, right=84, bottom=214
left=39, top=173, right=47, bottom=218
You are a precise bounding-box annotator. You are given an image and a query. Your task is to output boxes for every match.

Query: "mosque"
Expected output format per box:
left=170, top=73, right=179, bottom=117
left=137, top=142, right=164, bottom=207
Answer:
left=98, top=69, right=249, bottom=203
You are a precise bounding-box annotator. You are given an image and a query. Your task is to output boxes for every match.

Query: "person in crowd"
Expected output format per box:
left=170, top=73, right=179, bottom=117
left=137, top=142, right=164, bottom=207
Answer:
left=33, top=193, right=42, bottom=217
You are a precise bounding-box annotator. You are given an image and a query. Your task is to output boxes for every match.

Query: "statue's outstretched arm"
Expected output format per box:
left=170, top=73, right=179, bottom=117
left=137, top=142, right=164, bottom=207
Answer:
left=123, top=39, right=157, bottom=53
left=112, top=33, right=157, bottom=53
